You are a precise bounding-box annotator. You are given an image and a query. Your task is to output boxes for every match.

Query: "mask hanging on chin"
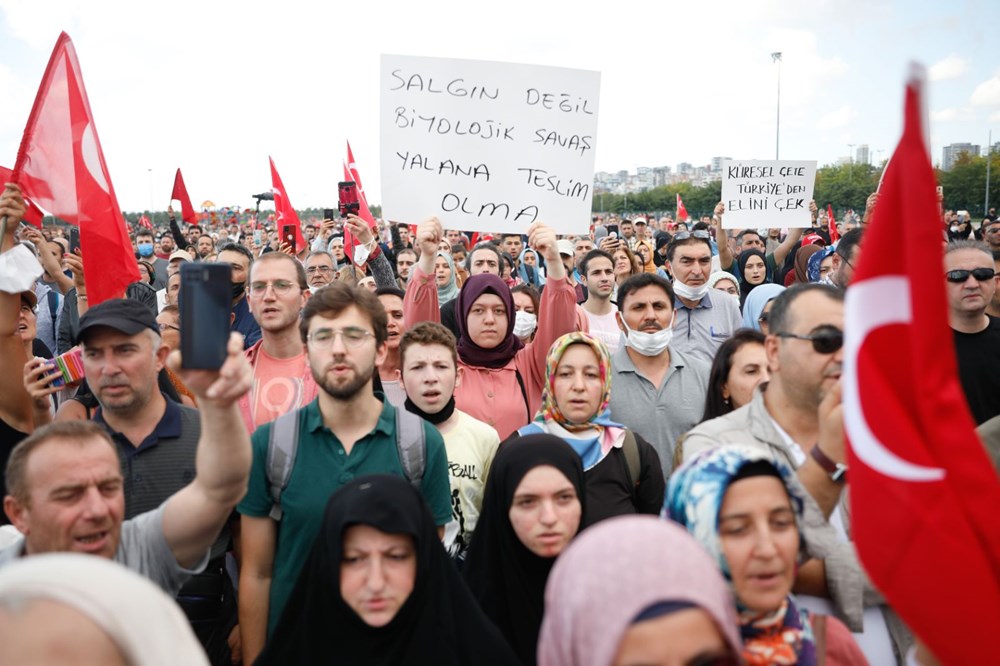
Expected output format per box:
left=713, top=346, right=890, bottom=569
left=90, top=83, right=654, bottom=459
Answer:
left=621, top=312, right=675, bottom=357
left=231, top=281, right=246, bottom=299
left=672, top=278, right=710, bottom=301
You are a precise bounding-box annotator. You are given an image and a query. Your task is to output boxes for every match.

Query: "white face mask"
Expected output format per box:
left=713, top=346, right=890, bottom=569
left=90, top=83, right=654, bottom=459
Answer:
left=513, top=310, right=537, bottom=338
left=672, top=278, right=710, bottom=301
left=621, top=312, right=674, bottom=356
left=353, top=241, right=371, bottom=266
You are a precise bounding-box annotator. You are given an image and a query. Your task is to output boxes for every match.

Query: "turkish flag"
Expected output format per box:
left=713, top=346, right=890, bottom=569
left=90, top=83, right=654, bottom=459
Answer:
left=268, top=157, right=305, bottom=252
left=827, top=203, right=840, bottom=243
left=138, top=214, right=152, bottom=230
left=344, top=141, right=379, bottom=267
left=11, top=32, right=138, bottom=305
left=844, top=67, right=1000, bottom=665
left=171, top=168, right=198, bottom=225
left=0, top=166, right=44, bottom=227
left=676, top=193, right=689, bottom=222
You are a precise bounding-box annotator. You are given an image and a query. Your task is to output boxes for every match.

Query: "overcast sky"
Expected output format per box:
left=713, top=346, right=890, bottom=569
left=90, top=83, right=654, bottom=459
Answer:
left=1, top=0, right=998, bottom=214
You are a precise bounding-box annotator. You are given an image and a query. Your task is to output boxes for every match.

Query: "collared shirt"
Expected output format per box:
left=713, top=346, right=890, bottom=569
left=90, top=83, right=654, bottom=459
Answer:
left=609, top=345, right=710, bottom=479
left=237, top=396, right=452, bottom=636
left=94, top=396, right=200, bottom=520
left=231, top=296, right=262, bottom=350
left=671, top=288, right=743, bottom=363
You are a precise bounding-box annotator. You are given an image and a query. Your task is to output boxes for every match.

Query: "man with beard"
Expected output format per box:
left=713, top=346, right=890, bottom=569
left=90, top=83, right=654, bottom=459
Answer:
left=236, top=282, right=451, bottom=664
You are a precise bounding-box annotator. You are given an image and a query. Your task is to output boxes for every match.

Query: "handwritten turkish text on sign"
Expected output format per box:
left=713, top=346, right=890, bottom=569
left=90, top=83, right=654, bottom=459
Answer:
left=380, top=55, right=601, bottom=235
left=721, top=160, right=817, bottom=229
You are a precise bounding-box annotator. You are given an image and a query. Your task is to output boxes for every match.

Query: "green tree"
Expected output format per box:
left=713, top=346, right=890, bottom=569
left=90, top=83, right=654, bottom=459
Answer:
left=937, top=152, right=1000, bottom=217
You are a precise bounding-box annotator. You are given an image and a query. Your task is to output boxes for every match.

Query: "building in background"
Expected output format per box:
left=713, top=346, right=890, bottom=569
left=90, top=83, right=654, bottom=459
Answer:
left=942, top=143, right=981, bottom=171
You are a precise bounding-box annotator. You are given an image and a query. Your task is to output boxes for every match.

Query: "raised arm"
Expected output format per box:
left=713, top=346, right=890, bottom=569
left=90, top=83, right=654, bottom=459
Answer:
left=712, top=202, right=735, bottom=271
left=345, top=214, right=395, bottom=289
left=0, top=184, right=36, bottom=432
left=522, top=222, right=573, bottom=374
left=161, top=332, right=253, bottom=569
left=402, top=217, right=443, bottom=328
left=167, top=208, right=188, bottom=249
left=771, top=226, right=804, bottom=268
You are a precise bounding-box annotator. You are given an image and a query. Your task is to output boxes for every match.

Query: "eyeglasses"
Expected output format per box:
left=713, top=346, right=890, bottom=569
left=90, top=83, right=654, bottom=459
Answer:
left=307, top=327, right=374, bottom=349
left=945, top=268, right=996, bottom=283
left=672, top=230, right=711, bottom=241
left=306, top=266, right=334, bottom=274
left=248, top=280, right=298, bottom=295
left=775, top=325, right=843, bottom=354
left=158, top=323, right=180, bottom=332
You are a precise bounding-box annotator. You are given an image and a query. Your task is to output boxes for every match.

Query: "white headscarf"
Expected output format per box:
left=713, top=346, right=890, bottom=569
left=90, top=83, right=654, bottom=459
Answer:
left=0, top=553, right=208, bottom=666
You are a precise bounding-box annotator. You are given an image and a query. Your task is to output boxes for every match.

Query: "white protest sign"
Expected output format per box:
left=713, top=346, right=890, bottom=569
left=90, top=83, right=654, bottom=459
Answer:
left=380, top=55, right=600, bottom=235
left=720, top=160, right=817, bottom=229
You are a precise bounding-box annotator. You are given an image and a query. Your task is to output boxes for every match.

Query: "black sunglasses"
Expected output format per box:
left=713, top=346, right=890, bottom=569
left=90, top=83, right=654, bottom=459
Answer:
left=945, top=268, right=996, bottom=283
left=775, top=325, right=843, bottom=354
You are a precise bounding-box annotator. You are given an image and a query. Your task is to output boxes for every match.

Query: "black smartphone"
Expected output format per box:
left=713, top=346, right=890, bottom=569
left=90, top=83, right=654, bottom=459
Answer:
left=69, top=227, right=81, bottom=254
left=180, top=262, right=231, bottom=370
left=338, top=181, right=360, bottom=218
left=323, top=208, right=335, bottom=221
left=281, top=224, right=297, bottom=253
left=607, top=223, right=619, bottom=237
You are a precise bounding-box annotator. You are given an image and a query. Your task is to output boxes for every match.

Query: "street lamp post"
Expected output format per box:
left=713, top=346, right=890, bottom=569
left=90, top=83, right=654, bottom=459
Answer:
left=771, top=52, right=782, bottom=160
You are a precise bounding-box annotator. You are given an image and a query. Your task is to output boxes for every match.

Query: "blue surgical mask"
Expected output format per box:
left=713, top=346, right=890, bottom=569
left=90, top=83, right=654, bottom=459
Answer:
left=137, top=243, right=154, bottom=257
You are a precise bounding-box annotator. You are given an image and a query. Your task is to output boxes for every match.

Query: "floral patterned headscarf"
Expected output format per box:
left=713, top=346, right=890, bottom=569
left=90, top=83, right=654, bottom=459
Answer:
left=665, top=446, right=817, bottom=666
left=529, top=332, right=624, bottom=468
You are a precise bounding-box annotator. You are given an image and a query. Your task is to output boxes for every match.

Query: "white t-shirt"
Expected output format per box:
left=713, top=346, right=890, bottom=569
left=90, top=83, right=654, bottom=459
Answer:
left=585, top=309, right=623, bottom=355
left=440, top=410, right=500, bottom=557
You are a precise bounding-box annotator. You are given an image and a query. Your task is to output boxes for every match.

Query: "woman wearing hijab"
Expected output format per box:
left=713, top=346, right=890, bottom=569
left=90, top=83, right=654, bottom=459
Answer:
left=741, top=283, right=786, bottom=331
left=404, top=219, right=576, bottom=439
left=737, top=248, right=771, bottom=305
left=518, top=247, right=546, bottom=289
left=791, top=244, right=823, bottom=285
left=511, top=332, right=663, bottom=525
left=258, top=475, right=519, bottom=666
left=0, top=553, right=208, bottom=666
left=634, top=238, right=657, bottom=273
left=709, top=270, right=741, bottom=300
left=464, top=435, right=586, bottom=665
left=433, top=251, right=461, bottom=305
left=666, top=447, right=867, bottom=666
left=537, top=516, right=742, bottom=666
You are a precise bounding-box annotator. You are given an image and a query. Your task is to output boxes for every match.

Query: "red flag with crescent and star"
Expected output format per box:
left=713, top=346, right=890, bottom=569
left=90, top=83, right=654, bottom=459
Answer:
left=10, top=32, right=138, bottom=305
left=676, top=193, right=689, bottom=222
left=268, top=157, right=305, bottom=252
left=843, top=65, right=1000, bottom=665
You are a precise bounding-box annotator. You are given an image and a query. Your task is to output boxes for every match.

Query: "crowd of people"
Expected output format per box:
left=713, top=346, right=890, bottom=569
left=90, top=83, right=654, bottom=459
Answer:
left=0, top=178, right=998, bottom=665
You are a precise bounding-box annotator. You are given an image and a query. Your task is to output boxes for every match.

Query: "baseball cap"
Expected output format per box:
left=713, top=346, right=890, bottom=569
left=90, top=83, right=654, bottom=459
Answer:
left=801, top=233, right=825, bottom=247
left=169, top=250, right=193, bottom=263
left=557, top=239, right=575, bottom=257
left=76, top=298, right=159, bottom=344
left=20, top=290, right=38, bottom=310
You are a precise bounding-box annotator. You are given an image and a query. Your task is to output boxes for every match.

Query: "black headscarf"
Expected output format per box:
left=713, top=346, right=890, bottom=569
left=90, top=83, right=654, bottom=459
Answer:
left=256, top=475, right=519, bottom=666
left=737, top=248, right=771, bottom=305
left=463, top=435, right=587, bottom=665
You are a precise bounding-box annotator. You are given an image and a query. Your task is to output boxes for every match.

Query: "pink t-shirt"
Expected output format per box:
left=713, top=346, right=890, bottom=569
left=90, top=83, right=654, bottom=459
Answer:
left=238, top=343, right=319, bottom=433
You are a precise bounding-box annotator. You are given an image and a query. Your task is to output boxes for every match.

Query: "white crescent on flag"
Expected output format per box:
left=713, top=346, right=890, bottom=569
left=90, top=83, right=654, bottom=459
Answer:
left=844, top=276, right=946, bottom=482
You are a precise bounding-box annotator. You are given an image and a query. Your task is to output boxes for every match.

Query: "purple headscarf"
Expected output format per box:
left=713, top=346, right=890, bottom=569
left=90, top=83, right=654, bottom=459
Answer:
left=455, top=273, right=524, bottom=369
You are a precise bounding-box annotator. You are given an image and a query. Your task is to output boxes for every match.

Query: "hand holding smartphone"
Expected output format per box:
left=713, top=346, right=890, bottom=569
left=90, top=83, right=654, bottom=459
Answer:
left=180, top=262, right=232, bottom=370
left=338, top=182, right=360, bottom=218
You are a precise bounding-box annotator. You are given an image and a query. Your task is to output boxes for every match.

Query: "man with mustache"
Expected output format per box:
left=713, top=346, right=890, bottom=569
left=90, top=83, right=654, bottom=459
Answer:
left=609, top=274, right=710, bottom=480
left=237, top=281, right=452, bottom=664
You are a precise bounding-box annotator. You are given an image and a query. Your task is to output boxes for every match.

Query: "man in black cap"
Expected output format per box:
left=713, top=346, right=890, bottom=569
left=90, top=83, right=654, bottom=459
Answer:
left=68, top=298, right=244, bottom=663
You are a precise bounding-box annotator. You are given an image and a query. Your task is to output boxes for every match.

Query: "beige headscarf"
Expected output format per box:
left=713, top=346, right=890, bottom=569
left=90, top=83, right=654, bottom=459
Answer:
left=0, top=553, right=208, bottom=666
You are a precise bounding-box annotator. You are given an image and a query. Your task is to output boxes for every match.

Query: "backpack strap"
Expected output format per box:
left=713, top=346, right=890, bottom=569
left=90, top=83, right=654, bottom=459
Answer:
left=621, top=430, right=641, bottom=506
left=266, top=410, right=301, bottom=521
left=395, top=406, right=426, bottom=489
left=513, top=369, right=531, bottom=423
